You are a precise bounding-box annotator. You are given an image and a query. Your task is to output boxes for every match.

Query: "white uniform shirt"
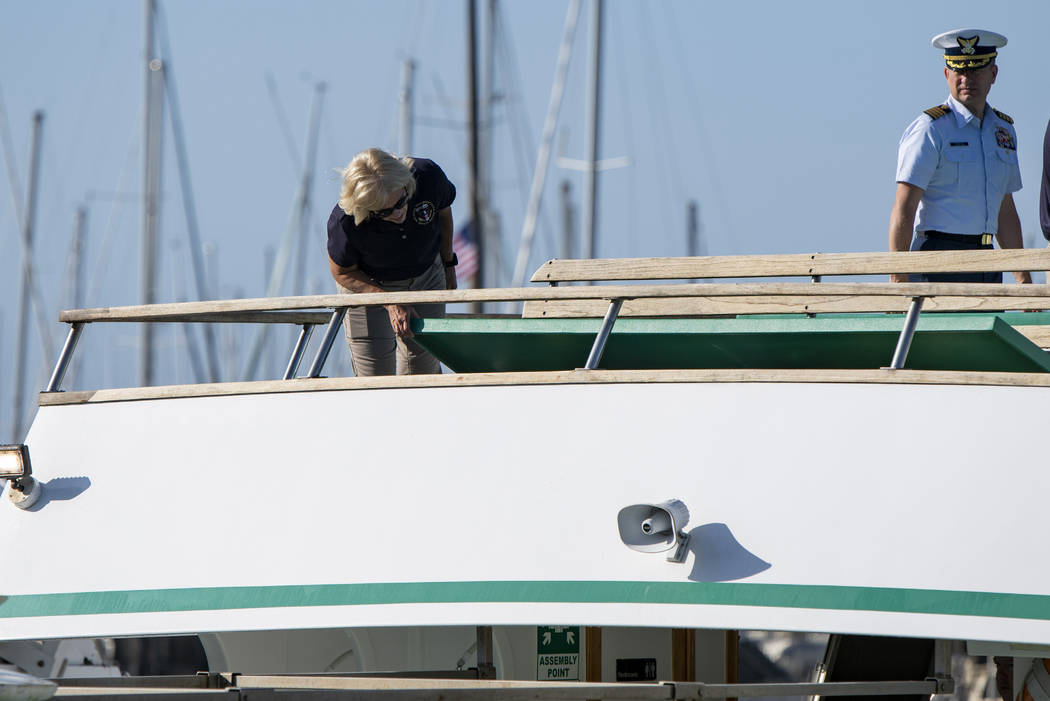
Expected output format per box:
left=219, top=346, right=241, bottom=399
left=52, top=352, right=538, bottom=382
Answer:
left=896, top=94, right=1021, bottom=235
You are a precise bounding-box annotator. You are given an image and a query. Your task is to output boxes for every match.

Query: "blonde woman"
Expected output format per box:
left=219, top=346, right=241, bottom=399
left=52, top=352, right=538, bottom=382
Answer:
left=327, top=148, right=458, bottom=376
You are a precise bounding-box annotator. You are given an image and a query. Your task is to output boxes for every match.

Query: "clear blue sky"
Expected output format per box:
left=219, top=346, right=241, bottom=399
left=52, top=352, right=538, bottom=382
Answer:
left=3, top=0, right=1050, bottom=439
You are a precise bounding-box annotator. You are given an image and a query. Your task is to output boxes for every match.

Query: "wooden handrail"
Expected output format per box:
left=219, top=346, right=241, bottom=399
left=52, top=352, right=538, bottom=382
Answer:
left=58, top=282, right=1050, bottom=324
left=529, top=250, right=1050, bottom=283
left=38, top=369, right=1050, bottom=407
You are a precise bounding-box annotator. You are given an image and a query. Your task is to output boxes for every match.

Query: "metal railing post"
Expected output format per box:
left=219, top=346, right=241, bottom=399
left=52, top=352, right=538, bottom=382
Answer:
left=306, top=308, right=347, bottom=378
left=45, top=323, right=85, bottom=392
left=583, top=298, right=623, bottom=370
left=888, top=296, right=925, bottom=370
left=283, top=324, right=315, bottom=380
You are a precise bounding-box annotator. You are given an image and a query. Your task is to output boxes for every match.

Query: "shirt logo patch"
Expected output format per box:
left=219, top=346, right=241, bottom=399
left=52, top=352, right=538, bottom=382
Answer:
left=995, top=127, right=1016, bottom=151
left=413, top=201, right=436, bottom=225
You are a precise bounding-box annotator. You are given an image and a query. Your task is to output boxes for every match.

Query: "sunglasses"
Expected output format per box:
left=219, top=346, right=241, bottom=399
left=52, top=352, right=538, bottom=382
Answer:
left=371, top=189, right=409, bottom=219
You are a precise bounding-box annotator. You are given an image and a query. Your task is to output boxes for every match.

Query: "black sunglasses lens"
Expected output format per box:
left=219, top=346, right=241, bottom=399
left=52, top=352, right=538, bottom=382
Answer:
left=372, top=192, right=407, bottom=219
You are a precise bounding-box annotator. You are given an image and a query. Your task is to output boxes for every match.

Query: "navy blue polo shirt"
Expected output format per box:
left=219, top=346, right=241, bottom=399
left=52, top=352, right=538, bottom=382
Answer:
left=327, top=158, right=456, bottom=280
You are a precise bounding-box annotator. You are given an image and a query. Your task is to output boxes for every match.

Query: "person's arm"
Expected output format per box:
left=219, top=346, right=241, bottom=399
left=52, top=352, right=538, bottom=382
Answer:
left=887, top=182, right=924, bottom=282
left=995, top=193, right=1032, bottom=284
left=328, top=257, right=418, bottom=338
left=1041, top=118, right=1050, bottom=242
left=437, top=207, right=457, bottom=290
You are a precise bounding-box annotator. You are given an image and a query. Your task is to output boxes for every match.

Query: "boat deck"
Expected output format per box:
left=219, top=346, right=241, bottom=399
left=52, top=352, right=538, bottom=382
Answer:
left=412, top=313, right=1050, bottom=373
left=5, top=249, right=1050, bottom=689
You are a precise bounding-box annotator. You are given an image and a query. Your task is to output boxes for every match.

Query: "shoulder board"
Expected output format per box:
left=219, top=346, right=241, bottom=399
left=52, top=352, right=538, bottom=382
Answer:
left=992, top=108, right=1014, bottom=124
left=923, top=105, right=949, bottom=120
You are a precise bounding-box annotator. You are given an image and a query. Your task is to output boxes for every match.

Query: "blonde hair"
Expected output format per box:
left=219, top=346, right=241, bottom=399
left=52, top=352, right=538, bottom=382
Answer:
left=338, top=148, right=417, bottom=222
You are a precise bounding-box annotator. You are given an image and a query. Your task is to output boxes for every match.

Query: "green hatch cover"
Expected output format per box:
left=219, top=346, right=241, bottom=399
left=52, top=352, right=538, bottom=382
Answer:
left=411, top=314, right=1050, bottom=374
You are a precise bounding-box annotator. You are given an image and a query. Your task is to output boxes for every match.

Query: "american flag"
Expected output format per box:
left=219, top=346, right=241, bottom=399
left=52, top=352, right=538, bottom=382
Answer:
left=452, top=220, right=479, bottom=283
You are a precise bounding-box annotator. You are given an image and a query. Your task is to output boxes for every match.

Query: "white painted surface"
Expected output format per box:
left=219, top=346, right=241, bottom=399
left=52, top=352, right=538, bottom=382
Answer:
left=1, top=380, right=1048, bottom=642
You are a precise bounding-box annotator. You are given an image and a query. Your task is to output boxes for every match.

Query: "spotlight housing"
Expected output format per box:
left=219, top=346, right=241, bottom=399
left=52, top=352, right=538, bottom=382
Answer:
left=1, top=444, right=41, bottom=510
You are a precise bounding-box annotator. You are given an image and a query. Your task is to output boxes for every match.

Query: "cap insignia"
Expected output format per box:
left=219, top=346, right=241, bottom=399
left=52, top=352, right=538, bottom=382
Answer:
left=957, top=35, right=979, bottom=55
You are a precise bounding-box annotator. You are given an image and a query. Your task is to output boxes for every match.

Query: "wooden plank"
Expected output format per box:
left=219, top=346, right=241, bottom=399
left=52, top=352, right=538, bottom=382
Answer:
left=671, top=629, right=696, bottom=682
left=725, top=630, right=739, bottom=701
left=232, top=676, right=657, bottom=692
left=586, top=626, right=602, bottom=685
left=529, top=250, right=1050, bottom=283
left=56, top=283, right=1050, bottom=323
left=141, top=311, right=333, bottom=324
left=1018, top=326, right=1050, bottom=348
left=54, top=680, right=672, bottom=700
left=37, top=368, right=1050, bottom=407
left=522, top=296, right=1050, bottom=318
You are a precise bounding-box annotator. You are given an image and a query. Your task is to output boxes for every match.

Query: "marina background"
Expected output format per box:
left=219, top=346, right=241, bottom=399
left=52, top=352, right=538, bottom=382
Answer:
left=3, top=0, right=1050, bottom=441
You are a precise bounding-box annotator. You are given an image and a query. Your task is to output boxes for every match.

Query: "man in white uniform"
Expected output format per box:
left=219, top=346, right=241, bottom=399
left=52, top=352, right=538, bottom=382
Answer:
left=888, top=28, right=1031, bottom=284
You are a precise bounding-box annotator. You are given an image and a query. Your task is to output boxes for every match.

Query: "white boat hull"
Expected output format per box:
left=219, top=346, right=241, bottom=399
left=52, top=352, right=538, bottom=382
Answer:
left=2, top=379, right=1048, bottom=646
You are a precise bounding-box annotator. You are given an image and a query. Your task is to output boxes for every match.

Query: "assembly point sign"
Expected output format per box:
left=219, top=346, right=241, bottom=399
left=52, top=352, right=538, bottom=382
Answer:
left=536, top=626, right=580, bottom=681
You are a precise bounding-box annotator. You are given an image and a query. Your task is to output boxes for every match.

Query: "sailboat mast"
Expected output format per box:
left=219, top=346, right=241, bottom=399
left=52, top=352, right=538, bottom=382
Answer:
left=140, top=0, right=164, bottom=386
left=687, top=200, right=701, bottom=283
left=481, top=0, right=497, bottom=286
left=156, top=3, right=222, bottom=383
left=467, top=0, right=483, bottom=307
left=64, top=205, right=87, bottom=387
left=580, top=0, right=603, bottom=264
left=398, top=59, right=414, bottom=156
left=10, top=111, right=43, bottom=442
left=687, top=200, right=701, bottom=258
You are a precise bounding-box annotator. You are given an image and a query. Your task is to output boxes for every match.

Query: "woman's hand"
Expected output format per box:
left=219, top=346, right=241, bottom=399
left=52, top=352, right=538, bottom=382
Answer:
left=385, top=304, right=418, bottom=338
left=445, top=266, right=457, bottom=290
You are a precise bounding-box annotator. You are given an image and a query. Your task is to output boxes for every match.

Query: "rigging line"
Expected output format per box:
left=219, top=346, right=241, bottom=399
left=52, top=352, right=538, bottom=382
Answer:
left=380, top=60, right=403, bottom=152
left=0, top=84, right=24, bottom=306
left=509, top=0, right=582, bottom=290
left=11, top=112, right=50, bottom=440
left=155, top=1, right=221, bottom=381
left=381, top=5, right=417, bottom=155
left=0, top=220, right=12, bottom=280
left=643, top=4, right=685, bottom=198
left=608, top=6, right=638, bottom=258
left=428, top=72, right=469, bottom=171
left=84, top=115, right=140, bottom=308
left=321, top=103, right=341, bottom=181
left=241, top=83, right=325, bottom=381
left=58, top=206, right=87, bottom=387
left=50, top=6, right=121, bottom=217
left=265, top=72, right=302, bottom=170
left=0, top=101, right=56, bottom=364
left=662, top=1, right=736, bottom=253
left=395, top=0, right=448, bottom=152
left=58, top=207, right=83, bottom=329
left=493, top=1, right=558, bottom=269
left=403, top=0, right=429, bottom=66
left=321, top=104, right=346, bottom=213
left=27, top=147, right=57, bottom=366
left=634, top=3, right=683, bottom=211
left=0, top=86, right=25, bottom=232
left=169, top=240, right=206, bottom=384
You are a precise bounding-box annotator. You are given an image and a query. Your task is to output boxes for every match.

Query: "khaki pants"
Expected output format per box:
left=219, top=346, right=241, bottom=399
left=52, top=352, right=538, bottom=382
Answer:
left=338, top=256, right=446, bottom=376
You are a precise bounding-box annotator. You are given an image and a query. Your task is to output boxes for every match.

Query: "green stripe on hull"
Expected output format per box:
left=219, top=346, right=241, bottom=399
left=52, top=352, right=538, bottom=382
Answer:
left=3, top=581, right=1050, bottom=621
